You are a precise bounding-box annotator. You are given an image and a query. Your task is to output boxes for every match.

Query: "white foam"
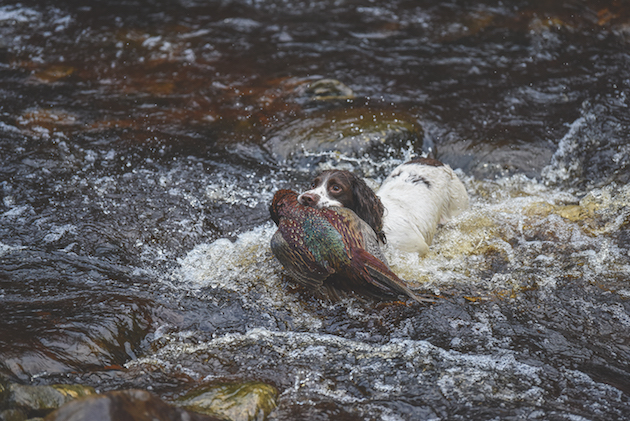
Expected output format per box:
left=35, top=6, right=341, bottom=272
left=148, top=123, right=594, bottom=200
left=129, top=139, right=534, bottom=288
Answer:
left=0, top=242, right=26, bottom=257
left=541, top=114, right=587, bottom=185
left=1, top=204, right=32, bottom=218
left=0, top=5, right=40, bottom=23
left=383, top=175, right=629, bottom=298
left=174, top=224, right=323, bottom=330
left=130, top=327, right=550, bottom=406
left=42, top=224, right=77, bottom=243
left=204, top=176, right=274, bottom=209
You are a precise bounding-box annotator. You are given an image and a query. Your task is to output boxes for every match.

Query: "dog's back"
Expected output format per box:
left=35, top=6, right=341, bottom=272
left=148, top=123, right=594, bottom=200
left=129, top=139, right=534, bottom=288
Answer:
left=378, top=159, right=469, bottom=255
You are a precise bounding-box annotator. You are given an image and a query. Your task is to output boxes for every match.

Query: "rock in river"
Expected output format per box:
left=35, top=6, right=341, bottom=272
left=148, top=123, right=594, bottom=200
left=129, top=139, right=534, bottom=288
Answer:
left=0, top=383, right=95, bottom=419
left=44, top=390, right=222, bottom=421
left=264, top=107, right=423, bottom=165
left=298, top=78, right=355, bottom=102
left=177, top=382, right=278, bottom=421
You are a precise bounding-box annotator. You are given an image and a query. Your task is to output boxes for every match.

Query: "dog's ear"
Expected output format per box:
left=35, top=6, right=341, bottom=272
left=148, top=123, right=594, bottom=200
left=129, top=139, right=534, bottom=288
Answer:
left=350, top=176, right=385, bottom=239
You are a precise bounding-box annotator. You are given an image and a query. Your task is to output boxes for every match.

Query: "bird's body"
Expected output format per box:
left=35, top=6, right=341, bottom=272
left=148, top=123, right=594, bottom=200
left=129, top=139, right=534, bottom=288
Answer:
left=269, top=189, right=425, bottom=303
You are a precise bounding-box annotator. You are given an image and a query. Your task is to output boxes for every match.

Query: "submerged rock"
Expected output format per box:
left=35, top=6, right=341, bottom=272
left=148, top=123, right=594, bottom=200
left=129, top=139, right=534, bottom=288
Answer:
left=177, top=382, right=278, bottom=421
left=44, top=390, right=221, bottom=421
left=299, top=78, right=355, bottom=102
left=31, top=65, right=76, bottom=83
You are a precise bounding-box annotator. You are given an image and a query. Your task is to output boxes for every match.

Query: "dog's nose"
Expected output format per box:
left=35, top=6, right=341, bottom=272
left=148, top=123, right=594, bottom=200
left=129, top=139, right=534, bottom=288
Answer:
left=299, top=192, right=319, bottom=207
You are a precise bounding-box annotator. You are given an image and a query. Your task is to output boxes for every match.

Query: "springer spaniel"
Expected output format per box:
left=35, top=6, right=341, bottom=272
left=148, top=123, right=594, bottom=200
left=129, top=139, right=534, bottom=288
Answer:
left=298, top=157, right=469, bottom=255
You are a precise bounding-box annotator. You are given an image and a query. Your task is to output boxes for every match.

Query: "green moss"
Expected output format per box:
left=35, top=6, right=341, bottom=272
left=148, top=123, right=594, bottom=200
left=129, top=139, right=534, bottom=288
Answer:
left=0, top=376, right=9, bottom=410
left=49, top=385, right=96, bottom=400
left=177, top=382, right=278, bottom=421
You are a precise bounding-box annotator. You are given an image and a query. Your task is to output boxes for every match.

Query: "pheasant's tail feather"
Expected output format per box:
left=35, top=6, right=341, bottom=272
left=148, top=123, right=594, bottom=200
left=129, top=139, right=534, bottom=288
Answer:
left=284, top=267, right=327, bottom=290
left=356, top=249, right=434, bottom=304
left=364, top=263, right=436, bottom=304
left=321, top=283, right=344, bottom=302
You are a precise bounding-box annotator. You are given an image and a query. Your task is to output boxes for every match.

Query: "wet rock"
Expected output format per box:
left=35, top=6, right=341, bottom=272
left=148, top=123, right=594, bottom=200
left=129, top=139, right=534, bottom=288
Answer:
left=0, top=376, right=9, bottom=406
left=299, top=79, right=355, bottom=102
left=15, top=108, right=80, bottom=139
left=48, top=385, right=96, bottom=402
left=177, top=382, right=278, bottom=421
left=265, top=107, right=423, bottom=164
left=435, top=10, right=496, bottom=42
left=44, top=390, right=221, bottom=421
left=0, top=409, right=27, bottom=421
left=31, top=65, right=76, bottom=83
left=528, top=16, right=567, bottom=34
left=6, top=384, right=95, bottom=417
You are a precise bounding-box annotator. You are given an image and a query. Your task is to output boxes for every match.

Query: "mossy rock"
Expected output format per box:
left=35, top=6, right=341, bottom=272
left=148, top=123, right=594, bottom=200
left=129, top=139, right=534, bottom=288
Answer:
left=7, top=384, right=95, bottom=417
left=177, top=382, right=278, bottom=421
left=0, top=408, right=27, bottom=421
left=0, top=376, right=9, bottom=409
left=265, top=107, right=423, bottom=164
left=299, top=79, right=355, bottom=102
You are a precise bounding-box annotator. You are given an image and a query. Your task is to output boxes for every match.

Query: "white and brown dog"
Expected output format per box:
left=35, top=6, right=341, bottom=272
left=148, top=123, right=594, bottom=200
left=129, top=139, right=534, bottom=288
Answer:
left=298, top=157, right=469, bottom=255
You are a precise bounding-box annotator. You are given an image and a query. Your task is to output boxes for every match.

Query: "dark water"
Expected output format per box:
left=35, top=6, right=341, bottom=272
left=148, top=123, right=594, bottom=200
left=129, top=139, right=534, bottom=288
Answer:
left=1, top=0, right=630, bottom=419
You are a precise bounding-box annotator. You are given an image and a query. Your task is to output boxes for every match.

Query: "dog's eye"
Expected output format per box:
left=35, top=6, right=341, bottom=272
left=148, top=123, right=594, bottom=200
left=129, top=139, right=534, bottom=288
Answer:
left=330, top=184, right=341, bottom=192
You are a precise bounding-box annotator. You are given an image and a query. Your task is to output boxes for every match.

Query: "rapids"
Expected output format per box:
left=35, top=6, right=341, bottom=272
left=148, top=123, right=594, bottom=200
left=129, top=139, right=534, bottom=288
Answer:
left=1, top=0, right=629, bottom=419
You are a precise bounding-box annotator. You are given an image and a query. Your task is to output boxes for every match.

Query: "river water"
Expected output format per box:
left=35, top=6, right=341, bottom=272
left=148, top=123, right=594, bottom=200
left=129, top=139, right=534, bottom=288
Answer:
left=1, top=0, right=629, bottom=419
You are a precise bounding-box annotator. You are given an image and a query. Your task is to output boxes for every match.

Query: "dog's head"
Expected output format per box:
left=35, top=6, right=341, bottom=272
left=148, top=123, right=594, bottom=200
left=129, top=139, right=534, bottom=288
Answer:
left=298, top=170, right=385, bottom=241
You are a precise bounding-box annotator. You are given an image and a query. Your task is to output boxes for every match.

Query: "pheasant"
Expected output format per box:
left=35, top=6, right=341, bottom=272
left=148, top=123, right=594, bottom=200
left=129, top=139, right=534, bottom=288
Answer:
left=269, top=189, right=429, bottom=303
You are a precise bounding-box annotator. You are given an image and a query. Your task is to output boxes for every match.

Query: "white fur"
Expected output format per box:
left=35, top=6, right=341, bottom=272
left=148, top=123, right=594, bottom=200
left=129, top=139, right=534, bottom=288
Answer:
left=378, top=162, right=469, bottom=255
